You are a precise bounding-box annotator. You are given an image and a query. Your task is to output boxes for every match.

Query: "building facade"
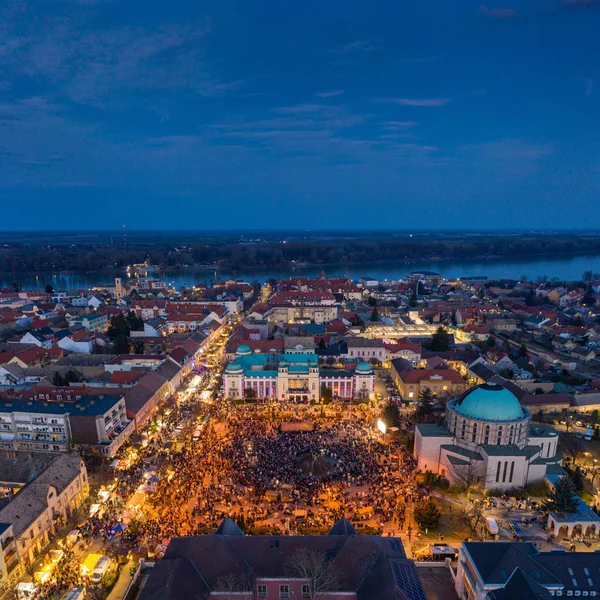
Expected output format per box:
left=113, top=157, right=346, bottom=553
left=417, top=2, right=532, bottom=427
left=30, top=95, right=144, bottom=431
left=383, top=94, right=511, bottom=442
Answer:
left=0, top=453, right=89, bottom=586
left=223, top=346, right=375, bottom=402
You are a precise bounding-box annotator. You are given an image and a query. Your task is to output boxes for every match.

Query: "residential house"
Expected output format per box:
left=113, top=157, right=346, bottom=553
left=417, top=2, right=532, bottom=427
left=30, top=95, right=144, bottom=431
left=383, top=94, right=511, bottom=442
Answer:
left=67, top=313, right=108, bottom=333
left=390, top=358, right=466, bottom=400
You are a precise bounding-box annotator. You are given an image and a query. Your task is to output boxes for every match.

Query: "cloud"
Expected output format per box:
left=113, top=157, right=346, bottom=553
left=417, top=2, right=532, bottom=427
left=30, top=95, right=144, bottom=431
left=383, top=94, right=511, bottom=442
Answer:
left=383, top=98, right=451, bottom=107
left=382, top=121, right=419, bottom=130
left=564, top=0, right=600, bottom=7
left=274, top=104, right=332, bottom=114
left=478, top=4, right=517, bottom=18
left=466, top=138, right=554, bottom=160
left=332, top=40, right=377, bottom=54
left=0, top=7, right=244, bottom=110
left=315, top=90, right=344, bottom=98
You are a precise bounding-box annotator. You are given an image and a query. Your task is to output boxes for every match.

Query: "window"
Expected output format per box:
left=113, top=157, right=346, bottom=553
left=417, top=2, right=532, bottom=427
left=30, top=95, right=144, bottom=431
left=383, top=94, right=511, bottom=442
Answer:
left=496, top=461, right=501, bottom=483
left=279, top=584, right=290, bottom=598
left=257, top=584, right=267, bottom=598
left=484, top=425, right=490, bottom=444
left=509, top=461, right=515, bottom=483
left=302, top=584, right=311, bottom=598
left=502, top=461, right=508, bottom=483
left=497, top=426, right=503, bottom=445
left=472, top=422, right=478, bottom=443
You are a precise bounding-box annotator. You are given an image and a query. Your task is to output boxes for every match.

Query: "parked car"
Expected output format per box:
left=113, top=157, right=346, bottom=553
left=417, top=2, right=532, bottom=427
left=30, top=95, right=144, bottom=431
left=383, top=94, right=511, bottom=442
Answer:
left=91, top=557, right=110, bottom=584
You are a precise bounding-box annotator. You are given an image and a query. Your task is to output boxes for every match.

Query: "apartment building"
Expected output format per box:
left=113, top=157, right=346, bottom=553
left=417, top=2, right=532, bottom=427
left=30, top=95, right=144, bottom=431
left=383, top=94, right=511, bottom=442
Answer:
left=0, top=453, right=89, bottom=586
left=0, top=395, right=131, bottom=457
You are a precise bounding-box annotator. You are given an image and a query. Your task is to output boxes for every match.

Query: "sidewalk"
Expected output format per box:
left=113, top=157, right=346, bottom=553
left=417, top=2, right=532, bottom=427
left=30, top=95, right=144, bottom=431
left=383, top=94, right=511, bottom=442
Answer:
left=106, top=561, right=135, bottom=600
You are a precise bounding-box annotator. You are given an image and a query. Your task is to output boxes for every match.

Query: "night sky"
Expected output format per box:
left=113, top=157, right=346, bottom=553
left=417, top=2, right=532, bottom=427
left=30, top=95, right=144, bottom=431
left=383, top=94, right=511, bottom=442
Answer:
left=1, top=0, right=599, bottom=230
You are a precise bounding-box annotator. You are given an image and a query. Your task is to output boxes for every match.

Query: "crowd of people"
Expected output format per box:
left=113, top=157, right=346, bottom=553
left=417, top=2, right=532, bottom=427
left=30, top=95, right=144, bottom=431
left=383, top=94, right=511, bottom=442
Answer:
left=26, top=369, right=422, bottom=599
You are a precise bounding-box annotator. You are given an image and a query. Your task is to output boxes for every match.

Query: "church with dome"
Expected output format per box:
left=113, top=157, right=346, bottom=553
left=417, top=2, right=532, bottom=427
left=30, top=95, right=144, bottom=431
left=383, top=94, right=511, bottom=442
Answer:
left=414, top=382, right=563, bottom=490
left=223, top=344, right=375, bottom=403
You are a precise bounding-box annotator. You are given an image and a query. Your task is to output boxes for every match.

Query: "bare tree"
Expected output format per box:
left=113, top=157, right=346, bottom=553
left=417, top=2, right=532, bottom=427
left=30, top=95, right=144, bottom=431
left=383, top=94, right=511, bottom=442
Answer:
left=446, top=457, right=484, bottom=493
left=559, top=433, right=586, bottom=465
left=458, top=499, right=486, bottom=538
left=285, top=547, right=340, bottom=600
left=214, top=571, right=255, bottom=594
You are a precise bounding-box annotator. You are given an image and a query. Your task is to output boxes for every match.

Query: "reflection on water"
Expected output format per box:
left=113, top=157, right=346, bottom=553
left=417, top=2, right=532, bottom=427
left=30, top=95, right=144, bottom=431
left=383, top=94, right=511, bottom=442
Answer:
left=3, top=253, right=600, bottom=289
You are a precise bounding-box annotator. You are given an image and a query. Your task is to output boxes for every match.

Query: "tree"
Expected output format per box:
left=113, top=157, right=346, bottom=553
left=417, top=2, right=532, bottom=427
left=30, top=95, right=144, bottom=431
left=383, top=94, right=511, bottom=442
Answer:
left=371, top=307, right=380, bottom=322
left=460, top=500, right=486, bottom=537
left=285, top=547, right=340, bottom=600
left=318, top=338, right=326, bottom=350
left=415, top=388, right=434, bottom=423
left=430, top=327, right=450, bottom=352
left=244, top=388, right=257, bottom=403
left=413, top=500, right=441, bottom=530
left=214, top=572, right=255, bottom=593
left=126, top=310, right=144, bottom=331
left=320, top=384, right=333, bottom=404
left=448, top=457, right=483, bottom=494
left=132, top=340, right=145, bottom=354
left=582, top=287, right=596, bottom=307
left=107, top=313, right=130, bottom=341
left=51, top=369, right=82, bottom=387
left=367, top=296, right=377, bottom=307
left=113, top=334, right=131, bottom=355
left=583, top=270, right=593, bottom=282
left=45, top=284, right=54, bottom=294
left=382, top=402, right=401, bottom=428
left=518, top=344, right=528, bottom=358
left=543, top=475, right=578, bottom=514
left=560, top=434, right=586, bottom=465
left=409, top=291, right=418, bottom=308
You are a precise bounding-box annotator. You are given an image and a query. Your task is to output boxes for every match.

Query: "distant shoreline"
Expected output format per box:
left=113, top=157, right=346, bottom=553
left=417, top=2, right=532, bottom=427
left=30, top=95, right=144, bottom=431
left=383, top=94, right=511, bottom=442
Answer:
left=3, top=248, right=600, bottom=279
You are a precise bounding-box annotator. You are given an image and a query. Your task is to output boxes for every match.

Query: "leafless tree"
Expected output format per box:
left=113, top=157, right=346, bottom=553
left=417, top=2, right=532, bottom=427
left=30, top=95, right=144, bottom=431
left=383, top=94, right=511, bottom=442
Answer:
left=559, top=433, right=586, bottom=465
left=447, top=457, right=484, bottom=493
left=459, top=499, right=486, bottom=538
left=285, top=547, right=340, bottom=600
left=214, top=571, right=255, bottom=594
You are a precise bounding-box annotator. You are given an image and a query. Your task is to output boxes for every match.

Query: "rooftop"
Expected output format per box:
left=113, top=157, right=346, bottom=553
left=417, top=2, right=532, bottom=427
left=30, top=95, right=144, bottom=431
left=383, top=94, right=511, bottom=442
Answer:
left=451, top=383, right=527, bottom=422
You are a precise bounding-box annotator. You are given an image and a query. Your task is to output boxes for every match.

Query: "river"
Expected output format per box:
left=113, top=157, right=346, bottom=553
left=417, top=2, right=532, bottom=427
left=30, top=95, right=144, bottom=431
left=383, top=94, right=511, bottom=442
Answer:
left=3, top=253, right=600, bottom=290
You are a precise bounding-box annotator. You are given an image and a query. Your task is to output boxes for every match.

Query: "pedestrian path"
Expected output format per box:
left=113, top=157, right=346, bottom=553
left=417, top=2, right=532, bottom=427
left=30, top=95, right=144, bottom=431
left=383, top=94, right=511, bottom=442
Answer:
left=107, top=561, right=135, bottom=600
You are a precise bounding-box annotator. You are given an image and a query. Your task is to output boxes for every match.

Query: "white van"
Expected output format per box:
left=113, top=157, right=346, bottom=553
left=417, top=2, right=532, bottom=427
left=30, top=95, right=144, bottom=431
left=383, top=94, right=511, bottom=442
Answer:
left=486, top=517, right=499, bottom=536
left=91, top=557, right=110, bottom=584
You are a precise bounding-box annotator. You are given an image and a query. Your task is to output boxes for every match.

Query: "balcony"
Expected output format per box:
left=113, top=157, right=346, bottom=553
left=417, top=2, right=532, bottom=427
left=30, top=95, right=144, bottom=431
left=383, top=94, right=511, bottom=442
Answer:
left=6, top=555, right=19, bottom=573
left=1, top=536, right=14, bottom=550
left=3, top=546, right=17, bottom=563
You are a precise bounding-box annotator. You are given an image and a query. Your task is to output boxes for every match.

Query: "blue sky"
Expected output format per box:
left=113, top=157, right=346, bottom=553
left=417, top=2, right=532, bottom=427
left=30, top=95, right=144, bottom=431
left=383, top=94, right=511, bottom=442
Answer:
left=1, top=0, right=599, bottom=230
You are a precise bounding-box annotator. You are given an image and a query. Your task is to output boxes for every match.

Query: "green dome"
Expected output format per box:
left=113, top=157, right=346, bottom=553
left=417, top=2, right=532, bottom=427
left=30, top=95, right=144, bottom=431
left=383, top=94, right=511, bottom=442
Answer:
left=355, top=362, right=373, bottom=374
left=453, top=383, right=525, bottom=422
left=225, top=363, right=244, bottom=374
left=236, top=344, right=251, bottom=356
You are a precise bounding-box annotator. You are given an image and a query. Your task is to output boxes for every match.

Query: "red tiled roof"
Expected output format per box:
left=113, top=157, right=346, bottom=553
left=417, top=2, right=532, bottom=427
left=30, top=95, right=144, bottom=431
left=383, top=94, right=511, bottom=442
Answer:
left=110, top=371, right=145, bottom=385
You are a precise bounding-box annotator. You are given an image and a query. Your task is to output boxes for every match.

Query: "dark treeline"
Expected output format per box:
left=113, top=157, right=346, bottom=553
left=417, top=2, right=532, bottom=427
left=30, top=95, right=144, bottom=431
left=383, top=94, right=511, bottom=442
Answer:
left=2, top=234, right=600, bottom=273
